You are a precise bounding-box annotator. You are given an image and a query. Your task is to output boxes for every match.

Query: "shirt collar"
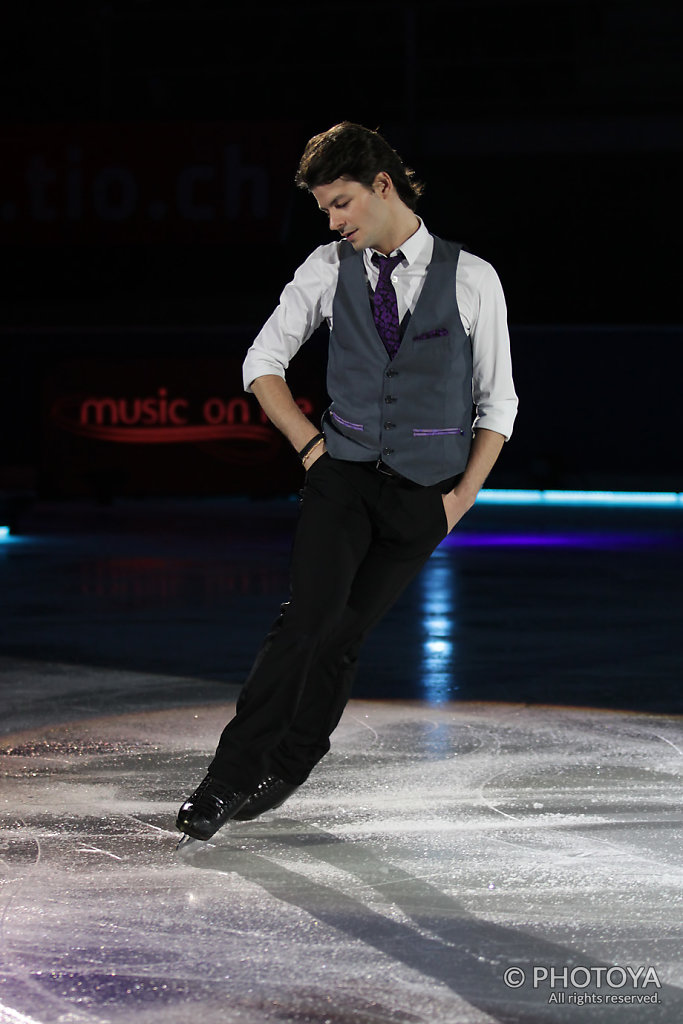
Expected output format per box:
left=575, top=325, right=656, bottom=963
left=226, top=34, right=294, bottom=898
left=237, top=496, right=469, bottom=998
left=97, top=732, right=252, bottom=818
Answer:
left=397, top=217, right=430, bottom=265
left=367, top=217, right=430, bottom=267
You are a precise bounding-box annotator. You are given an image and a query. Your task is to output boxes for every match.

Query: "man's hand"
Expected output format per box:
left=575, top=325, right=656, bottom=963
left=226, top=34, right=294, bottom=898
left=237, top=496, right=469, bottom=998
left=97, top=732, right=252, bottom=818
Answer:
left=441, top=487, right=476, bottom=533
left=440, top=428, right=506, bottom=533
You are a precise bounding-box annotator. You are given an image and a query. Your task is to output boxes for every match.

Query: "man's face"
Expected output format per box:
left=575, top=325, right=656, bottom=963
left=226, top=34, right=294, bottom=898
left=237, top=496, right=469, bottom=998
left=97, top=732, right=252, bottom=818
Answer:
left=311, top=176, right=389, bottom=251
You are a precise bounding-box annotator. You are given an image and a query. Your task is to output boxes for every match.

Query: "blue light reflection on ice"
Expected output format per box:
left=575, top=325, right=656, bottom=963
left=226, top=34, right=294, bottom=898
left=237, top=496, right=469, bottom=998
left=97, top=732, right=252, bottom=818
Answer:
left=477, top=489, right=683, bottom=508
left=419, top=548, right=458, bottom=704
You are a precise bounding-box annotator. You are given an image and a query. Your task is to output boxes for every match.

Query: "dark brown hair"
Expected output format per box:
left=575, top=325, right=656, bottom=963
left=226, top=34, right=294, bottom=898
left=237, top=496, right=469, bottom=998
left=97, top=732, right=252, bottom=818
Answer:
left=295, top=122, right=424, bottom=210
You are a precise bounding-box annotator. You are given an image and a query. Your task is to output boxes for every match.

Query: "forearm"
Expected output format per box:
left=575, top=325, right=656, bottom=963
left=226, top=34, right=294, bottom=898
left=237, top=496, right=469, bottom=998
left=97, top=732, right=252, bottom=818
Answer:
left=250, top=374, right=322, bottom=454
left=455, top=427, right=505, bottom=506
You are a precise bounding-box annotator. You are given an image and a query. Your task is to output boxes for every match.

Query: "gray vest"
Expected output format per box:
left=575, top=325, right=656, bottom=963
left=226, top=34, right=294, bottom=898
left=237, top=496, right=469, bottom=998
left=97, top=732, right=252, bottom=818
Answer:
left=323, top=235, right=473, bottom=485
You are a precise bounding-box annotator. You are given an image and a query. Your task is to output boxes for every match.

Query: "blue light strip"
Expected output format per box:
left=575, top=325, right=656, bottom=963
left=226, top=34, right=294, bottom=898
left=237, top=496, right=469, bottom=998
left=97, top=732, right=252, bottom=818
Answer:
left=477, top=490, right=683, bottom=509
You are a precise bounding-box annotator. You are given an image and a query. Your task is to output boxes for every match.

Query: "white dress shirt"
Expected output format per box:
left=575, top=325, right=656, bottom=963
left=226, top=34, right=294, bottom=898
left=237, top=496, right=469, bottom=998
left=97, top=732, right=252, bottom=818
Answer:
left=243, top=219, right=518, bottom=439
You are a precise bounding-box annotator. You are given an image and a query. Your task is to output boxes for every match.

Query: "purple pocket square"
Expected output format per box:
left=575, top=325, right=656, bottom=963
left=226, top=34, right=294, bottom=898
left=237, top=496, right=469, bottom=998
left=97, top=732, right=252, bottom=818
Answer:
left=413, top=328, right=449, bottom=341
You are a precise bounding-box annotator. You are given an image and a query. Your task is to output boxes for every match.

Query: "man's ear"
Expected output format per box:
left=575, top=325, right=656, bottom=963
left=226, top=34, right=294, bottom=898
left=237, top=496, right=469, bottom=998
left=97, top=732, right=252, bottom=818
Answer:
left=373, top=171, right=393, bottom=196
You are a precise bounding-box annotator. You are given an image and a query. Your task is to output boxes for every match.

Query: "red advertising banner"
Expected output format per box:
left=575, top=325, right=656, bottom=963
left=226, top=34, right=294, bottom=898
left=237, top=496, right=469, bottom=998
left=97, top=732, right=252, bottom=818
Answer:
left=0, top=122, right=302, bottom=244
left=42, top=348, right=328, bottom=497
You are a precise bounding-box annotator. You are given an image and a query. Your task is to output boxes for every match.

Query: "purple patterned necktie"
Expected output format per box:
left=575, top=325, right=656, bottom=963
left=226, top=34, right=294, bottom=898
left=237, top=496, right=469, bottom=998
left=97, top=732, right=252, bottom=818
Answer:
left=371, top=251, right=404, bottom=358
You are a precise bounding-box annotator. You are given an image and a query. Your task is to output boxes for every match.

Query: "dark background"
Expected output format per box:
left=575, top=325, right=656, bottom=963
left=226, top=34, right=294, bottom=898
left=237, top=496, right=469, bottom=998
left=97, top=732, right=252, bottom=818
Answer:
left=2, top=0, right=682, bottom=501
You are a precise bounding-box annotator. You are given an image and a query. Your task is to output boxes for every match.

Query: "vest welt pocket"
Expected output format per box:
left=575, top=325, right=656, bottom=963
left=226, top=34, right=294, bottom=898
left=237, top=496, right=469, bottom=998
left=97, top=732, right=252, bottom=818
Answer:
left=413, top=427, right=465, bottom=437
left=331, top=410, right=364, bottom=432
left=413, top=328, right=449, bottom=341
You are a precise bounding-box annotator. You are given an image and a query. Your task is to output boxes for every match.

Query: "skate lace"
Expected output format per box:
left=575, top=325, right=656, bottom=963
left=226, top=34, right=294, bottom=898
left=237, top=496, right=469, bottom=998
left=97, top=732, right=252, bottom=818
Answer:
left=193, top=775, right=236, bottom=813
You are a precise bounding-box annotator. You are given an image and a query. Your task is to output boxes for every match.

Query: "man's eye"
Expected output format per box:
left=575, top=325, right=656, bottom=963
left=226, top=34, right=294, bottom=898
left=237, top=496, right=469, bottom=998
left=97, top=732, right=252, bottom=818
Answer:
left=337, top=201, right=349, bottom=209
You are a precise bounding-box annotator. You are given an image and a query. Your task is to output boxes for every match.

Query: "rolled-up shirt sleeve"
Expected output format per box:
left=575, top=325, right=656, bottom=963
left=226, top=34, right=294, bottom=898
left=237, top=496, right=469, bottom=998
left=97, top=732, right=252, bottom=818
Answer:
left=469, top=261, right=518, bottom=439
left=242, top=244, right=337, bottom=393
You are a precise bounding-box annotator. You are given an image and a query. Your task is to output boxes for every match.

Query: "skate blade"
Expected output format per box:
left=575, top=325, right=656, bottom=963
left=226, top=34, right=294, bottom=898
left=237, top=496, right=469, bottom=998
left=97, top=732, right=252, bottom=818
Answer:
left=176, top=833, right=197, bottom=851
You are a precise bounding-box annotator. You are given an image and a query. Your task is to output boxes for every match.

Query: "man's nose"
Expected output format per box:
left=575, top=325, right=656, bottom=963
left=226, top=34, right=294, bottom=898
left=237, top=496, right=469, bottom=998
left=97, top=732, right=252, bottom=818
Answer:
left=329, top=211, right=344, bottom=232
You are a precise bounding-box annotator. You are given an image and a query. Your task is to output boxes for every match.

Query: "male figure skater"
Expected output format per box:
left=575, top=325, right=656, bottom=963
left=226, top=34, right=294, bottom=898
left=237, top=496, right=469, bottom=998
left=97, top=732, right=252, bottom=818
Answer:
left=177, top=122, right=518, bottom=840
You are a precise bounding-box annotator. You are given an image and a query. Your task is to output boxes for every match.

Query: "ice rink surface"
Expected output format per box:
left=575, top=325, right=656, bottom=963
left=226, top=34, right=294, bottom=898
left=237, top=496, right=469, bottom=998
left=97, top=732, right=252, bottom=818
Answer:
left=1, top=499, right=682, bottom=1022
left=2, top=698, right=681, bottom=1024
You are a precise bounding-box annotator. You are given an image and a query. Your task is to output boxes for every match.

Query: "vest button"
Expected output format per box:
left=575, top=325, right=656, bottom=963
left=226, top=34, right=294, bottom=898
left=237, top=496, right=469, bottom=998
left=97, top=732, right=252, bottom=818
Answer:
left=385, top=369, right=398, bottom=378
left=383, top=446, right=394, bottom=455
left=384, top=395, right=396, bottom=403
left=384, top=422, right=395, bottom=429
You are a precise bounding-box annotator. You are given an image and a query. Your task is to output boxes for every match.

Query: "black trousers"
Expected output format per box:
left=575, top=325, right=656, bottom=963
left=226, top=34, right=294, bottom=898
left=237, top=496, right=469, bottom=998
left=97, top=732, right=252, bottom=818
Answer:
left=209, top=455, right=453, bottom=791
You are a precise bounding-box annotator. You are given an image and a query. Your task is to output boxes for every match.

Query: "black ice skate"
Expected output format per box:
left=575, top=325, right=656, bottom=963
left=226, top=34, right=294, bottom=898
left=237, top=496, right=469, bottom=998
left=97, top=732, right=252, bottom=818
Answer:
left=232, top=775, right=301, bottom=820
left=176, top=774, right=250, bottom=841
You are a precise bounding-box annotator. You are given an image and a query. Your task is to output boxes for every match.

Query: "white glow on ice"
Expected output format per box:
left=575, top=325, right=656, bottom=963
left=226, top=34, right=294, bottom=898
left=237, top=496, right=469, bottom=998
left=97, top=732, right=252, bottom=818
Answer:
left=425, top=640, right=452, bottom=656
left=424, top=618, right=452, bottom=636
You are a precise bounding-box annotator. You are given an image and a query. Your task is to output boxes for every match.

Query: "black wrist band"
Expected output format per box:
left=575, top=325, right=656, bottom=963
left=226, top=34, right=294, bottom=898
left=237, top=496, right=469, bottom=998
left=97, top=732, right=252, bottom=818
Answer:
left=298, top=433, right=324, bottom=461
